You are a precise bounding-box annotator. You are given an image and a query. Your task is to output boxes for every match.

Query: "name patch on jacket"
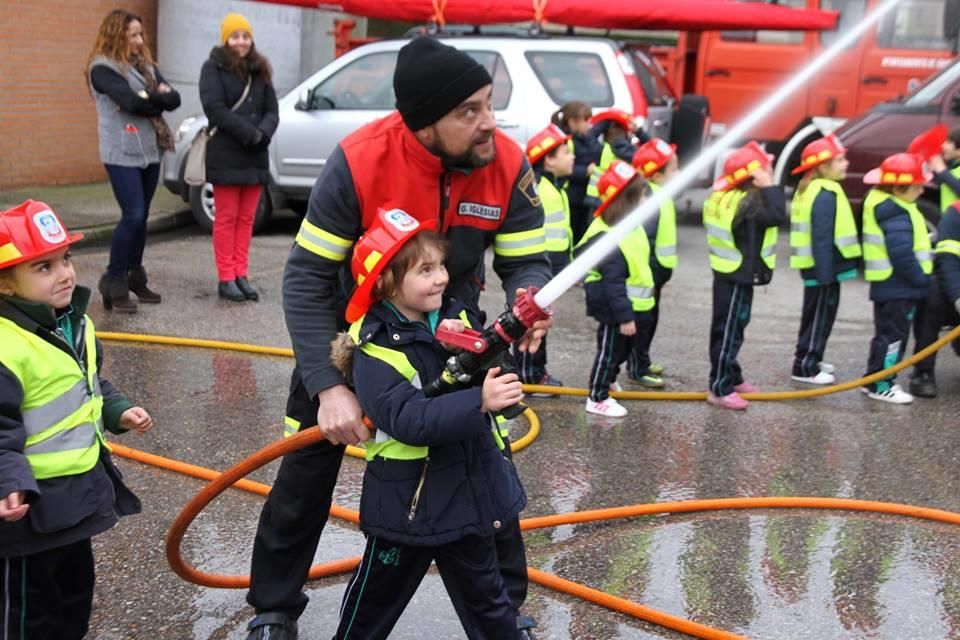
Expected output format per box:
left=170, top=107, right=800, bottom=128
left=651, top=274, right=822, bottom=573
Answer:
left=458, top=202, right=502, bottom=221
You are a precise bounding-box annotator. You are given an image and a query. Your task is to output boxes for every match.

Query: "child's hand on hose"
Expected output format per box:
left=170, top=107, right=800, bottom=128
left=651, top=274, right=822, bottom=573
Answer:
left=120, top=407, right=154, bottom=434
left=481, top=367, right=524, bottom=412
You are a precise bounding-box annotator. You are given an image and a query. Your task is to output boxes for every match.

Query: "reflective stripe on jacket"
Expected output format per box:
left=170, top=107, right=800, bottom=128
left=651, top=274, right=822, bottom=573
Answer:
left=578, top=216, right=655, bottom=311
left=790, top=178, right=861, bottom=270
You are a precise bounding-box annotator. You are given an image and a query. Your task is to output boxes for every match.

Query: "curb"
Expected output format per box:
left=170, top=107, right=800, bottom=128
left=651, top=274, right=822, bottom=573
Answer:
left=74, top=209, right=195, bottom=249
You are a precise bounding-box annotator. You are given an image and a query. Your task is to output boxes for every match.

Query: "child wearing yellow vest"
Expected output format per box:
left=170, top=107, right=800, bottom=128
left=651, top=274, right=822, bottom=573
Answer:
left=575, top=161, right=654, bottom=417
left=627, top=138, right=680, bottom=388
left=788, top=135, right=861, bottom=385
left=515, top=124, right=575, bottom=391
left=704, top=142, right=786, bottom=410
left=860, top=153, right=934, bottom=404
left=929, top=126, right=960, bottom=212
left=0, top=201, right=152, bottom=639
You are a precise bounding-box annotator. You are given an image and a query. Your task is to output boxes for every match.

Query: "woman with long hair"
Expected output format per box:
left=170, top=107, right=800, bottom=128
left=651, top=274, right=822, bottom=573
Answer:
left=87, top=9, right=180, bottom=312
left=199, top=13, right=279, bottom=302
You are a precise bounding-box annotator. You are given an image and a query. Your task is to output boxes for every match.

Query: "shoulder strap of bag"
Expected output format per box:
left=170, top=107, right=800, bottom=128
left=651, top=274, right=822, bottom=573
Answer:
left=209, top=77, right=253, bottom=136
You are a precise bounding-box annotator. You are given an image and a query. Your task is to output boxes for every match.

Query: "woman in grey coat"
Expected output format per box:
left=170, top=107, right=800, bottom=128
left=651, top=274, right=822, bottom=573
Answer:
left=87, top=9, right=180, bottom=313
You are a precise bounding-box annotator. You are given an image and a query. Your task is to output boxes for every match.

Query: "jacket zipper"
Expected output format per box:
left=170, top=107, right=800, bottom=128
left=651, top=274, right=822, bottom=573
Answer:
left=49, top=320, right=90, bottom=393
left=408, top=457, right=430, bottom=521
left=438, top=173, right=452, bottom=231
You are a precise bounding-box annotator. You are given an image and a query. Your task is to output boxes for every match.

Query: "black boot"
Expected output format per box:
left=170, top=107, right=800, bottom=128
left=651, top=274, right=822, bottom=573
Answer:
left=128, top=266, right=162, bottom=303
left=245, top=613, right=297, bottom=640
left=235, top=276, right=260, bottom=301
left=909, top=370, right=937, bottom=398
left=98, top=273, right=137, bottom=313
left=218, top=280, right=246, bottom=302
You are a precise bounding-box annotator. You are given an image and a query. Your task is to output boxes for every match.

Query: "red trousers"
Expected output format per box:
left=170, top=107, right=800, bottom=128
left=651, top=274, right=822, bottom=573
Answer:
left=212, top=184, right=262, bottom=281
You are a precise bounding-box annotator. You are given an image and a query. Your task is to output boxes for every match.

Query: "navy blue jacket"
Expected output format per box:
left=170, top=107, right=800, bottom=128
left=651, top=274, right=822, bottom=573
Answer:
left=566, top=132, right=602, bottom=210
left=0, top=287, right=140, bottom=557
left=936, top=205, right=960, bottom=306
left=869, top=198, right=932, bottom=302
left=720, top=186, right=787, bottom=286
left=576, top=232, right=635, bottom=325
left=352, top=299, right=526, bottom=547
left=799, top=189, right=860, bottom=285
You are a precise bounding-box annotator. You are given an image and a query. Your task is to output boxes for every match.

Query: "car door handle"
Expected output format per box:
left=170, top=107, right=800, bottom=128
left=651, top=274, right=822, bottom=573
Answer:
left=496, top=119, right=520, bottom=129
left=706, top=68, right=730, bottom=77
left=863, top=75, right=888, bottom=85
left=652, top=119, right=666, bottom=128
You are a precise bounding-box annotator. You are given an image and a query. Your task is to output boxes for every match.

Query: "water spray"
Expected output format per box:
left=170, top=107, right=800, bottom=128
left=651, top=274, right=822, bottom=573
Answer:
left=534, top=0, right=903, bottom=310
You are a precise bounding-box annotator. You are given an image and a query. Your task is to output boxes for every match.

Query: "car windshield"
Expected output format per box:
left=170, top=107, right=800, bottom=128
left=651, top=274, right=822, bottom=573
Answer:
left=903, top=59, right=960, bottom=106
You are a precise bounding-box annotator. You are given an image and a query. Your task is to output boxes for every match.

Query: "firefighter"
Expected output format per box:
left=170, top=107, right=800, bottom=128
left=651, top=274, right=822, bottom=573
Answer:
left=627, top=138, right=680, bottom=387
left=243, top=37, right=551, bottom=640
left=514, top=123, right=574, bottom=391
left=860, top=153, right=933, bottom=404
left=704, top=142, right=786, bottom=410
left=0, top=201, right=150, bottom=640
left=788, top=134, right=862, bottom=385
left=329, top=208, right=526, bottom=639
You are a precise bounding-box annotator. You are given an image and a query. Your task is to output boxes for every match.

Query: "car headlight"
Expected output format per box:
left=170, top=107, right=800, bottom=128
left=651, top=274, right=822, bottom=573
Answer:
left=175, top=116, right=197, bottom=143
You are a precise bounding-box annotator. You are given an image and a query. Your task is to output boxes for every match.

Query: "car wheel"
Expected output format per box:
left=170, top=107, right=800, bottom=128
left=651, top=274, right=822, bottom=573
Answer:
left=188, top=183, right=273, bottom=234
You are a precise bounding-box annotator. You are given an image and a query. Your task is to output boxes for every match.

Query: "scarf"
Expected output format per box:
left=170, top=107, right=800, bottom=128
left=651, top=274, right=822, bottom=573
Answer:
left=131, top=56, right=175, bottom=153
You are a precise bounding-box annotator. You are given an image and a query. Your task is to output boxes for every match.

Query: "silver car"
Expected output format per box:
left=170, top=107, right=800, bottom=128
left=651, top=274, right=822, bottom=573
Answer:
left=162, top=35, right=677, bottom=232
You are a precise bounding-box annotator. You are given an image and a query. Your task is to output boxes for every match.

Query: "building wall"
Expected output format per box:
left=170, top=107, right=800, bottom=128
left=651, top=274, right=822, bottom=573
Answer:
left=0, top=0, right=160, bottom=190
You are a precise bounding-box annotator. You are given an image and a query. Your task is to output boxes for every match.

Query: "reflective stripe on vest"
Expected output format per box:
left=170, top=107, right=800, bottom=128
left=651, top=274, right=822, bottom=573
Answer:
left=649, top=182, right=678, bottom=269
left=586, top=142, right=616, bottom=200
left=936, top=238, right=960, bottom=258
left=789, top=178, right=862, bottom=270
left=941, top=164, right=960, bottom=212
left=576, top=216, right=656, bottom=311
left=703, top=189, right=778, bottom=273
left=0, top=316, right=104, bottom=480
left=539, top=176, right=573, bottom=253
left=283, top=415, right=300, bottom=438
left=861, top=189, right=933, bottom=281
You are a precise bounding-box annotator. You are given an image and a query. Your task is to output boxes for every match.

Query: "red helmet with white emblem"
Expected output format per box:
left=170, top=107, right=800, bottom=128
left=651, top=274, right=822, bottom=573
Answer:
left=632, top=138, right=677, bottom=178
left=346, top=208, right=439, bottom=322
left=594, top=160, right=641, bottom=219
left=525, top=124, right=570, bottom=165
left=0, top=200, right=83, bottom=270
left=791, top=134, right=846, bottom=175
left=863, top=153, right=932, bottom=186
left=712, top=141, right=774, bottom=192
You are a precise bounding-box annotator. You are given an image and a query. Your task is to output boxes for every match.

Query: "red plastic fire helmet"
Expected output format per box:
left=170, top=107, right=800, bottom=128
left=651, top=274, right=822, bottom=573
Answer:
left=907, top=123, right=949, bottom=163
left=594, top=160, right=641, bottom=218
left=589, top=109, right=636, bottom=133
left=712, top=141, right=774, bottom=191
left=0, top=200, right=84, bottom=270
left=346, top=208, right=439, bottom=322
left=791, top=134, right=846, bottom=175
left=862, top=153, right=932, bottom=186
left=632, top=138, right=677, bottom=178
left=525, top=124, right=570, bottom=165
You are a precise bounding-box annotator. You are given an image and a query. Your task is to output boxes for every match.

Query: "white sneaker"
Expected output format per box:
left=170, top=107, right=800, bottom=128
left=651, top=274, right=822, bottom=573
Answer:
left=791, top=371, right=836, bottom=385
left=866, top=384, right=913, bottom=404
left=609, top=381, right=623, bottom=392
left=585, top=397, right=628, bottom=417
left=819, top=362, right=835, bottom=374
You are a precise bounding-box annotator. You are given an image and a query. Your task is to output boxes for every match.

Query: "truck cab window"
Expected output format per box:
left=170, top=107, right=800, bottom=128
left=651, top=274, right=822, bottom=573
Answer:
left=876, top=0, right=950, bottom=50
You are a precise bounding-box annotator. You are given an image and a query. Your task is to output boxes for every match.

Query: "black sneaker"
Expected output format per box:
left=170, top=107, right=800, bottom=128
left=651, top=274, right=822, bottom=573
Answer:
left=245, top=612, right=298, bottom=640
left=909, top=371, right=937, bottom=398
left=528, top=373, right=564, bottom=398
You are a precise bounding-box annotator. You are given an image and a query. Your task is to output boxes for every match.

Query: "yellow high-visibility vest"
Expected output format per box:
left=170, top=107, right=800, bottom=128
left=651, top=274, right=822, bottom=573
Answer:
left=861, top=189, right=933, bottom=281
left=648, top=182, right=678, bottom=269
left=703, top=189, right=778, bottom=274
left=577, top=216, right=656, bottom=311
left=539, top=176, right=572, bottom=254
left=789, top=178, right=861, bottom=270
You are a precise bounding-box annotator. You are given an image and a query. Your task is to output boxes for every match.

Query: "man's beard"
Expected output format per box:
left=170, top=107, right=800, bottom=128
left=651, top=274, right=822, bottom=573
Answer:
left=433, top=133, right=496, bottom=170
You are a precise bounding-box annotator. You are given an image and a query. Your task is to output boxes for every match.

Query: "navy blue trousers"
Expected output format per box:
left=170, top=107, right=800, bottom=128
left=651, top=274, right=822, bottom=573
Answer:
left=709, top=277, right=753, bottom=397
left=792, top=283, right=841, bottom=377
left=627, top=286, right=662, bottom=379
left=104, top=163, right=160, bottom=277
left=588, top=322, right=633, bottom=401
left=865, top=299, right=916, bottom=392
left=334, top=534, right=519, bottom=640
left=1, top=538, right=95, bottom=640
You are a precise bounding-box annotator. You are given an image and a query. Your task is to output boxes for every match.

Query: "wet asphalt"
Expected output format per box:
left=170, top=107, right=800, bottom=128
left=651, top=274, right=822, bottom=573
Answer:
left=73, top=210, right=960, bottom=640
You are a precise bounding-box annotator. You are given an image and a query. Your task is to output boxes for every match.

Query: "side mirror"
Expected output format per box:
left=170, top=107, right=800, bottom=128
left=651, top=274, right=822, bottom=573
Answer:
left=295, top=88, right=311, bottom=111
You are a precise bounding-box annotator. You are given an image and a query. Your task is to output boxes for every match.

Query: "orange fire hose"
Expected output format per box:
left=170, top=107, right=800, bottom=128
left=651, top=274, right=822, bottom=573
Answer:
left=101, top=327, right=960, bottom=640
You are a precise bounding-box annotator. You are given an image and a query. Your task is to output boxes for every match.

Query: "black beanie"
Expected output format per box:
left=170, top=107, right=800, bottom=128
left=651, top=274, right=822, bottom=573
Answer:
left=394, top=37, right=493, bottom=131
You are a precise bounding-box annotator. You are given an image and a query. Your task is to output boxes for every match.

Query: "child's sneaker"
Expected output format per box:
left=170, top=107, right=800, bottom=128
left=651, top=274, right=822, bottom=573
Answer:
left=791, top=371, right=836, bottom=385
left=706, top=392, right=750, bottom=410
left=528, top=373, right=564, bottom=398
left=628, top=373, right=664, bottom=388
left=585, top=397, right=628, bottom=417
left=866, top=384, right=913, bottom=404
left=734, top=381, right=760, bottom=394
left=649, top=362, right=665, bottom=375
left=819, top=362, right=835, bottom=374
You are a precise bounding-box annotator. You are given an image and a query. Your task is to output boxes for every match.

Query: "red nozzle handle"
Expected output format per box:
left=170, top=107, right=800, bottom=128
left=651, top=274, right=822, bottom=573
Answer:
left=512, top=287, right=551, bottom=328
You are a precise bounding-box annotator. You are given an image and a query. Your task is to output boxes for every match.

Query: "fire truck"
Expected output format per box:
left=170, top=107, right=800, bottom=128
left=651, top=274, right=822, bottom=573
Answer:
left=643, top=0, right=954, bottom=183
